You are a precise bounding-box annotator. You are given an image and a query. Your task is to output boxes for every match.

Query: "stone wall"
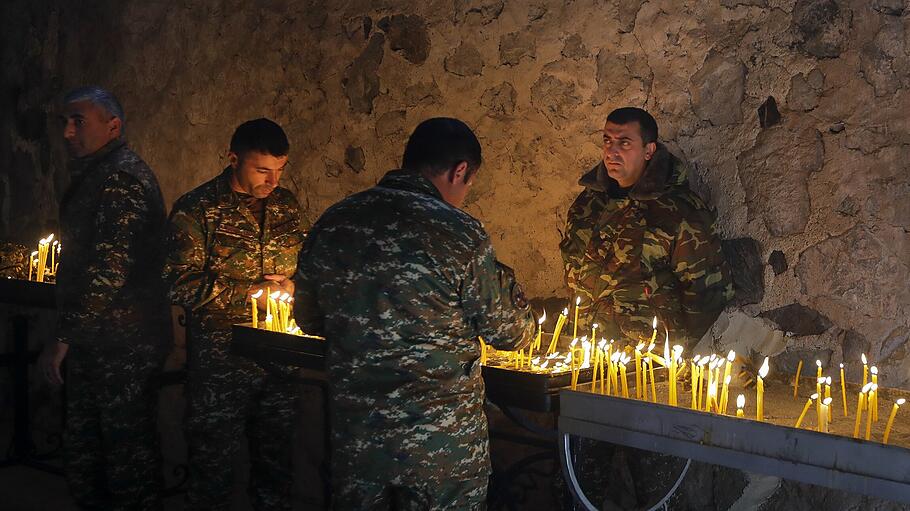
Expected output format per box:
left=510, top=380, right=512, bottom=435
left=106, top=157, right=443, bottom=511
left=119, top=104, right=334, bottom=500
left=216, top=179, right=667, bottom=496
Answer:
left=1, top=0, right=909, bottom=507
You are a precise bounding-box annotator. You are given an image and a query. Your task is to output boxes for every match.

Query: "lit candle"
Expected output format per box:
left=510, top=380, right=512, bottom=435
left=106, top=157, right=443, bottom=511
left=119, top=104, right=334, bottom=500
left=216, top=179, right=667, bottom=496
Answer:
left=825, top=376, right=832, bottom=402
left=634, top=343, right=644, bottom=400
left=691, top=355, right=701, bottom=410
left=599, top=340, right=607, bottom=394
left=664, top=339, right=673, bottom=406
left=793, top=359, right=803, bottom=398
left=547, top=308, right=568, bottom=354
left=279, top=292, right=291, bottom=333
left=816, top=359, right=822, bottom=384
left=883, top=398, right=906, bottom=445
left=840, top=363, right=848, bottom=417
left=854, top=382, right=872, bottom=439
left=572, top=296, right=581, bottom=339
left=698, top=357, right=710, bottom=411
left=268, top=291, right=281, bottom=331
left=757, top=357, right=769, bottom=421
left=649, top=316, right=658, bottom=344
left=647, top=343, right=657, bottom=402
left=50, top=240, right=58, bottom=273
left=264, top=312, right=274, bottom=332
left=820, top=397, right=832, bottom=433
left=871, top=366, right=879, bottom=422
left=591, top=323, right=598, bottom=342
left=671, top=343, right=683, bottom=407
left=816, top=377, right=826, bottom=427
left=736, top=394, right=745, bottom=418
left=609, top=352, right=620, bottom=396
left=619, top=354, right=630, bottom=399
left=531, top=312, right=545, bottom=358
left=862, top=353, right=869, bottom=387
left=251, top=289, right=263, bottom=328
left=723, top=350, right=735, bottom=391
left=641, top=358, right=649, bottom=401
left=795, top=394, right=817, bottom=429
left=28, top=251, right=37, bottom=281
left=866, top=384, right=878, bottom=440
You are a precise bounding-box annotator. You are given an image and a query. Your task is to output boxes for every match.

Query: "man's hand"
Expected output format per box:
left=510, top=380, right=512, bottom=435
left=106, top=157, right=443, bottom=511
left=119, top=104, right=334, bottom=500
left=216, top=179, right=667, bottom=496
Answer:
left=248, top=275, right=295, bottom=308
left=38, top=341, right=69, bottom=385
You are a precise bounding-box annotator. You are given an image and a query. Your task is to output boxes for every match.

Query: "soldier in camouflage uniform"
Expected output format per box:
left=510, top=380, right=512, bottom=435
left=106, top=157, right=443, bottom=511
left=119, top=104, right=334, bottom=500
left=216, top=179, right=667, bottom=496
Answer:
left=294, top=118, right=535, bottom=510
left=38, top=86, right=170, bottom=510
left=560, top=107, right=733, bottom=348
left=162, top=118, right=304, bottom=510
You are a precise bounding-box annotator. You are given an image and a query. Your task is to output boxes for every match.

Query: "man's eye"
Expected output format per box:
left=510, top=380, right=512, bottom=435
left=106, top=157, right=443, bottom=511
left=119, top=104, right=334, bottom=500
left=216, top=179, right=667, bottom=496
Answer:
left=74, top=119, right=85, bottom=127
left=621, top=141, right=630, bottom=148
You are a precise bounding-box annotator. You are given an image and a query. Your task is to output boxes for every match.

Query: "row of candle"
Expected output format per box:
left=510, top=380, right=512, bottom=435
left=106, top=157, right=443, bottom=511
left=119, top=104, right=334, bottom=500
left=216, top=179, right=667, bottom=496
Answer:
left=250, top=288, right=303, bottom=335
left=27, top=234, right=60, bottom=282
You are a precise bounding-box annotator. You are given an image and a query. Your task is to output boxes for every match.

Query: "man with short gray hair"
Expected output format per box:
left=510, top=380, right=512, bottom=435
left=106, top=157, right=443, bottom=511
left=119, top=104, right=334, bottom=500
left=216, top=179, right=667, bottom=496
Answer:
left=38, top=86, right=170, bottom=510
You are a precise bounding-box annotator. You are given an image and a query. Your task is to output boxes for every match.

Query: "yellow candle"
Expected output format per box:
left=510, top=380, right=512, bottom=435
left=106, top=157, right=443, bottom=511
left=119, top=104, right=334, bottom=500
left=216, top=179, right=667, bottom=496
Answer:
left=251, top=290, right=262, bottom=328
left=670, top=343, right=682, bottom=407
left=591, top=323, right=598, bottom=342
left=840, top=363, right=848, bottom=417
left=641, top=358, right=649, bottom=401
left=883, top=399, right=906, bottom=445
left=825, top=376, right=832, bottom=402
left=547, top=308, right=568, bottom=354
left=646, top=343, right=657, bottom=402
left=866, top=384, right=878, bottom=440
left=634, top=344, right=644, bottom=399
left=572, top=296, right=580, bottom=339
left=854, top=383, right=872, bottom=439
left=736, top=394, right=745, bottom=418
left=862, top=353, right=868, bottom=387
left=723, top=350, right=735, bottom=390
left=620, top=357, right=630, bottom=399
left=820, top=397, right=832, bottom=433
left=871, top=366, right=879, bottom=422
left=757, top=357, right=769, bottom=421
left=691, top=355, right=701, bottom=410
left=698, top=357, right=710, bottom=411
left=28, top=251, right=37, bottom=281
left=264, top=312, right=273, bottom=332
left=279, top=292, right=291, bottom=332
left=795, top=394, right=817, bottom=429
left=816, top=377, right=825, bottom=426
left=793, top=359, right=803, bottom=398
left=531, top=312, right=545, bottom=357
left=649, top=316, right=658, bottom=344
left=50, top=240, right=57, bottom=273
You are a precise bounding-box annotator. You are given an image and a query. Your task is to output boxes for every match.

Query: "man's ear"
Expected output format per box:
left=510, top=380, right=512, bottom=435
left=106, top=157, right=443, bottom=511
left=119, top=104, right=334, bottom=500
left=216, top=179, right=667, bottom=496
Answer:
left=644, top=142, right=657, bottom=161
left=228, top=151, right=240, bottom=170
left=451, top=161, right=469, bottom=184
left=108, top=116, right=122, bottom=137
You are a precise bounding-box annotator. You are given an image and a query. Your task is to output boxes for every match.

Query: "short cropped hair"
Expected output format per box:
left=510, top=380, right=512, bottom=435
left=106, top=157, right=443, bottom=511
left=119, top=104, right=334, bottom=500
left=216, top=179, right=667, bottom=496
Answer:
left=63, top=86, right=126, bottom=130
left=229, top=118, right=289, bottom=157
left=606, top=107, right=658, bottom=145
left=402, top=118, right=482, bottom=177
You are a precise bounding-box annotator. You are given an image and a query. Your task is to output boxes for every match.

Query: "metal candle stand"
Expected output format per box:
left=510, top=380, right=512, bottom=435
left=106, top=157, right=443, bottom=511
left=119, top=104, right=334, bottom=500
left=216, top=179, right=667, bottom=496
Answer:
left=0, top=278, right=62, bottom=475
left=558, top=388, right=910, bottom=509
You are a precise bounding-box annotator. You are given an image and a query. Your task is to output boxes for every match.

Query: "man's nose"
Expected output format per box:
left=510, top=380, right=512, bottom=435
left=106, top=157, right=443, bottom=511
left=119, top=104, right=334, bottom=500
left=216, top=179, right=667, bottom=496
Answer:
left=266, top=170, right=279, bottom=186
left=63, top=120, right=75, bottom=139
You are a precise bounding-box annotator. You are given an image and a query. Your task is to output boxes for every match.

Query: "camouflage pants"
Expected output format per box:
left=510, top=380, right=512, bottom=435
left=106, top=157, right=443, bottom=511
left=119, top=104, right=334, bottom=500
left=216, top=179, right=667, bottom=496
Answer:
left=184, top=354, right=298, bottom=511
left=65, top=344, right=163, bottom=511
left=331, top=441, right=488, bottom=511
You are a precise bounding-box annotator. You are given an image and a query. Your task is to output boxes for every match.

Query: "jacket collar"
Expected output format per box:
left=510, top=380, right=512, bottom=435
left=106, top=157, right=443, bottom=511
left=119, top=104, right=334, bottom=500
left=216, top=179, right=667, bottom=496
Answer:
left=215, top=167, right=241, bottom=208
left=578, top=142, right=687, bottom=200
left=376, top=169, right=445, bottom=201
left=68, top=138, right=126, bottom=177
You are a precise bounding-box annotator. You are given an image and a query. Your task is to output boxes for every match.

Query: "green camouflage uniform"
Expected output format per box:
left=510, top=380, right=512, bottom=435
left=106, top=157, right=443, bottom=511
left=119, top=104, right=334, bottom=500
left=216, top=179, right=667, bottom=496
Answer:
left=293, top=169, right=535, bottom=510
left=559, top=144, right=733, bottom=348
left=56, top=139, right=170, bottom=510
left=0, top=242, right=29, bottom=278
left=162, top=168, right=304, bottom=510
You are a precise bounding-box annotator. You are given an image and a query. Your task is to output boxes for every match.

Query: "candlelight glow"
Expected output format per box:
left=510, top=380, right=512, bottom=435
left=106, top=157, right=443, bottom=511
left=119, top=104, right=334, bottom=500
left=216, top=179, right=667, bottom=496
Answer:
left=251, top=290, right=263, bottom=299
left=538, top=312, right=546, bottom=325
left=737, top=394, right=745, bottom=408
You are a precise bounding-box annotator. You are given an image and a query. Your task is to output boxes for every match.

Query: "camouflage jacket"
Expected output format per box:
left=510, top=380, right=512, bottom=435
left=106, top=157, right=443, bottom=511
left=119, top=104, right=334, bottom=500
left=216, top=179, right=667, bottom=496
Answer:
left=294, top=169, right=534, bottom=480
left=162, top=168, right=305, bottom=331
left=559, top=144, right=733, bottom=347
left=56, top=139, right=170, bottom=349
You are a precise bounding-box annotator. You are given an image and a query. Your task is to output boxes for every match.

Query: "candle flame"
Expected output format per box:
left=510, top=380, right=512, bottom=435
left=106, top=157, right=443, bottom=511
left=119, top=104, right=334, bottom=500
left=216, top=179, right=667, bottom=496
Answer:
left=840, top=363, right=844, bottom=368
left=647, top=342, right=655, bottom=352
left=540, top=361, right=549, bottom=369
left=269, top=291, right=281, bottom=299
left=826, top=376, right=832, bottom=385
left=251, top=290, right=263, bottom=299
left=862, top=382, right=874, bottom=393
left=724, top=375, right=731, bottom=384
left=816, top=360, right=822, bottom=368
left=758, top=357, right=769, bottom=379
left=673, top=345, right=684, bottom=356
left=817, top=376, right=826, bottom=384
left=810, top=393, right=819, bottom=400
left=652, top=316, right=657, bottom=329
left=575, top=296, right=581, bottom=305
left=871, top=366, right=878, bottom=375
left=46, top=233, right=54, bottom=243
left=611, top=352, right=621, bottom=362
left=862, top=353, right=867, bottom=364
left=898, top=399, right=906, bottom=406
left=635, top=343, right=644, bottom=351
left=570, top=338, right=578, bottom=347
left=621, top=353, right=630, bottom=364
left=736, top=394, right=745, bottom=408
left=727, top=350, right=736, bottom=362
left=562, top=308, right=569, bottom=316
left=823, top=397, right=833, bottom=406
left=279, top=292, right=290, bottom=301
left=592, top=323, right=598, bottom=329
left=663, top=340, right=670, bottom=362
left=870, top=384, right=878, bottom=392
left=598, top=340, right=607, bottom=349
left=31, top=250, right=38, bottom=256
left=538, top=312, right=546, bottom=325
left=698, top=357, right=710, bottom=367
left=265, top=313, right=273, bottom=321
left=693, top=355, right=701, bottom=363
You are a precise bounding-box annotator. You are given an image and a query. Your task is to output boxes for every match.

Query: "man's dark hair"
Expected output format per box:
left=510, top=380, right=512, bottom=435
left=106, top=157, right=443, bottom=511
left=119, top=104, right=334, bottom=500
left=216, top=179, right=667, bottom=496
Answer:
left=606, top=107, right=658, bottom=145
left=402, top=117, right=482, bottom=178
left=229, top=118, right=290, bottom=157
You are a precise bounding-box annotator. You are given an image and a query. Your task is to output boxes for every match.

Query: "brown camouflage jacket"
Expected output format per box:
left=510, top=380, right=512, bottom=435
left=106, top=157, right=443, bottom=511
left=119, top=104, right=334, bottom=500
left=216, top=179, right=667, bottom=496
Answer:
left=56, top=139, right=170, bottom=349
left=162, top=168, right=305, bottom=330
left=293, top=169, right=534, bottom=482
left=560, top=144, right=733, bottom=347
